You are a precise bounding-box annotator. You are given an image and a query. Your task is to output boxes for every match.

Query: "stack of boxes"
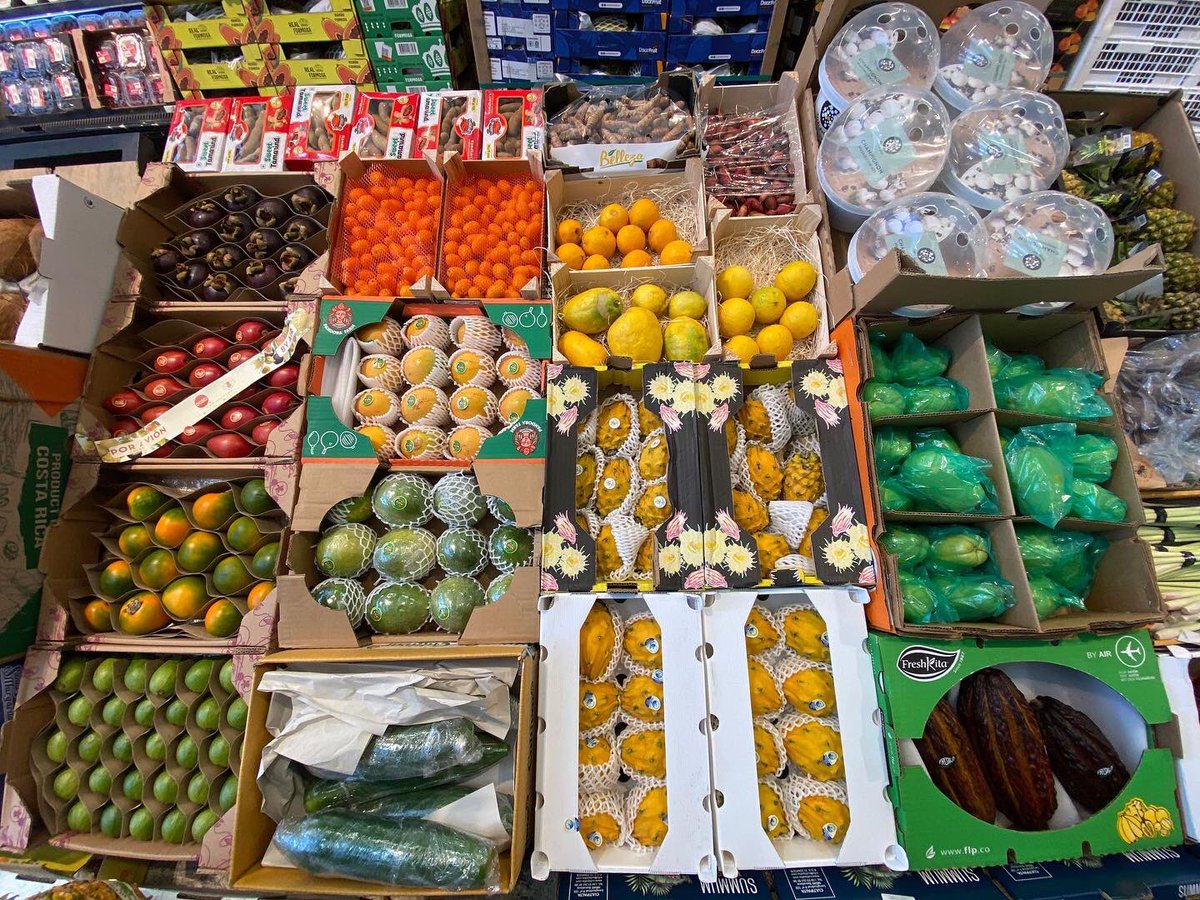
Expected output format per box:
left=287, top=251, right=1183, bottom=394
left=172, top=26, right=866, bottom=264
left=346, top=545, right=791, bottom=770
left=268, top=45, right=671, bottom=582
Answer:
left=548, top=0, right=663, bottom=80
left=246, top=0, right=371, bottom=90
left=664, top=0, right=773, bottom=76
left=355, top=0, right=471, bottom=93
left=147, top=1, right=272, bottom=96
left=480, top=0, right=551, bottom=85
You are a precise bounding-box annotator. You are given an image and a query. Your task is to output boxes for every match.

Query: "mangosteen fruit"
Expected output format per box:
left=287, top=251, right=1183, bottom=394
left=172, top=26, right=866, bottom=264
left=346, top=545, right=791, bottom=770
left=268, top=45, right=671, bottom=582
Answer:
left=290, top=185, right=327, bottom=215
left=246, top=229, right=284, bottom=260
left=278, top=244, right=314, bottom=273
left=244, top=259, right=282, bottom=290
left=252, top=198, right=289, bottom=228
left=282, top=216, right=316, bottom=242
left=177, top=230, right=217, bottom=259
left=221, top=185, right=260, bottom=211
left=216, top=213, right=254, bottom=243
left=173, top=260, right=209, bottom=291
left=206, top=244, right=246, bottom=271
left=198, top=273, right=235, bottom=301
left=278, top=276, right=299, bottom=295
left=182, top=199, right=223, bottom=229
left=151, top=245, right=183, bottom=273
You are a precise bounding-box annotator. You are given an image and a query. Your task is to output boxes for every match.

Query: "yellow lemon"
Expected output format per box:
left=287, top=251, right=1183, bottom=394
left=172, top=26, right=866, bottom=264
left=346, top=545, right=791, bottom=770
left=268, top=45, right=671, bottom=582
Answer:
left=660, top=240, right=693, bottom=265
left=582, top=226, right=616, bottom=259
left=648, top=219, right=678, bottom=253
left=557, top=219, right=583, bottom=246
left=631, top=284, right=668, bottom=315
left=750, top=286, right=786, bottom=324
left=559, top=331, right=608, bottom=367
left=756, top=324, right=794, bottom=361
left=775, top=261, right=818, bottom=301
left=622, top=249, right=653, bottom=268
left=726, top=335, right=759, bottom=362
left=781, top=301, right=819, bottom=341
left=718, top=298, right=755, bottom=337
left=616, top=225, right=646, bottom=255
left=716, top=265, right=755, bottom=301
left=557, top=242, right=586, bottom=269
left=607, top=307, right=663, bottom=363
left=668, top=290, right=706, bottom=319
left=598, top=204, right=629, bottom=233
left=629, top=198, right=660, bottom=231
left=583, top=254, right=610, bottom=270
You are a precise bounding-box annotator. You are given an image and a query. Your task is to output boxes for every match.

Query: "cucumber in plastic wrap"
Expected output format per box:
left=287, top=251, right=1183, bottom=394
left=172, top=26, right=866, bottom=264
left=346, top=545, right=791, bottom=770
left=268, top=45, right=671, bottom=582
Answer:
left=275, top=810, right=499, bottom=890
left=304, top=736, right=510, bottom=812
left=346, top=718, right=484, bottom=781
left=357, top=788, right=516, bottom=835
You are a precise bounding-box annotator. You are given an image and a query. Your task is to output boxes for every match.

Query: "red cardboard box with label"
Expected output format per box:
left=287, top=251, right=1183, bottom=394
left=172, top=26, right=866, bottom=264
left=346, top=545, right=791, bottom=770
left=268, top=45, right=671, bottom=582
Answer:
left=163, top=98, right=232, bottom=172
left=345, top=91, right=421, bottom=160
left=481, top=88, right=544, bottom=161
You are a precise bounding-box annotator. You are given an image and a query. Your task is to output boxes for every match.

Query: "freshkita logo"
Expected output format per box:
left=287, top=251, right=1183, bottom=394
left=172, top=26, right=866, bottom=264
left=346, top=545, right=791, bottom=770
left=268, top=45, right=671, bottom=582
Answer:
left=896, top=645, right=960, bottom=681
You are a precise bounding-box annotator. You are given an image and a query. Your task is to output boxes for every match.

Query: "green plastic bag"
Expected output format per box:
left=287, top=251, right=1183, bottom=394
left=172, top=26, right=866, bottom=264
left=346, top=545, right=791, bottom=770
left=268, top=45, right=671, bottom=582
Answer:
left=998, top=427, right=1015, bottom=454
left=1004, top=423, right=1076, bottom=527
left=879, top=525, right=929, bottom=570
left=869, top=339, right=894, bottom=383
left=874, top=427, right=913, bottom=478
left=1072, top=433, right=1119, bottom=483
left=1028, top=575, right=1087, bottom=620
left=911, top=427, right=960, bottom=453
left=985, top=340, right=1011, bottom=380
left=1054, top=532, right=1109, bottom=595
left=923, top=525, right=992, bottom=575
left=863, top=381, right=906, bottom=419
left=993, top=368, right=1112, bottom=419
left=903, top=377, right=969, bottom=414
left=891, top=332, right=951, bottom=386
left=895, top=447, right=1000, bottom=514
left=931, top=574, right=1016, bottom=622
left=1068, top=479, right=1127, bottom=522
left=879, top=477, right=913, bottom=511
left=993, top=352, right=1046, bottom=381
left=1014, top=526, right=1108, bottom=596
left=898, top=571, right=941, bottom=624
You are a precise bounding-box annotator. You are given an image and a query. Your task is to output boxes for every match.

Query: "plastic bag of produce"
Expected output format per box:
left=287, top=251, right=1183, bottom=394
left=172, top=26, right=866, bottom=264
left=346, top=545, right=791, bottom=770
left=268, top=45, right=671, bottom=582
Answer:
left=869, top=335, right=895, bottom=383
left=340, top=719, right=485, bottom=782
left=984, top=340, right=1011, bottom=380
left=903, top=377, right=969, bottom=414
left=894, top=447, right=999, bottom=514
left=874, top=427, right=913, bottom=478
left=922, top=525, right=993, bottom=575
left=930, top=573, right=1015, bottom=622
left=993, top=352, right=1046, bottom=381
left=356, top=788, right=515, bottom=837
left=863, top=381, right=906, bottom=419
left=1028, top=575, right=1087, bottom=620
left=1068, top=479, right=1127, bottom=523
left=1067, top=127, right=1161, bottom=183
left=1072, top=433, right=1119, bottom=483
left=879, top=525, right=930, bottom=570
left=993, top=368, right=1111, bottom=419
left=911, top=427, right=961, bottom=454
left=1015, top=525, right=1108, bottom=596
left=898, top=571, right=942, bottom=624
left=1054, top=532, right=1109, bottom=595
left=275, top=810, right=500, bottom=890
left=879, top=477, right=913, bottom=511
left=1004, top=424, right=1076, bottom=527
left=891, top=332, right=951, bottom=386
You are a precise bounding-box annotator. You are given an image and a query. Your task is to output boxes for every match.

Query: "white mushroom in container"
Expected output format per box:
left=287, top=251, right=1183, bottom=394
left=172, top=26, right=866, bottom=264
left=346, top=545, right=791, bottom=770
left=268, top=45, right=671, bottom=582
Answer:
left=849, top=191, right=988, bottom=282
left=982, top=190, right=1113, bottom=280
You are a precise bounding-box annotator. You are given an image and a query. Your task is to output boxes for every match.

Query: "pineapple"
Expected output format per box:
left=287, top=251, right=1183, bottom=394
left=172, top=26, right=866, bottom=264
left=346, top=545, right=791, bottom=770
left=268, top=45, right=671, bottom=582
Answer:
left=1145, top=208, right=1196, bottom=252
left=1146, top=177, right=1177, bottom=209
left=1132, top=130, right=1163, bottom=169
left=1167, top=253, right=1200, bottom=293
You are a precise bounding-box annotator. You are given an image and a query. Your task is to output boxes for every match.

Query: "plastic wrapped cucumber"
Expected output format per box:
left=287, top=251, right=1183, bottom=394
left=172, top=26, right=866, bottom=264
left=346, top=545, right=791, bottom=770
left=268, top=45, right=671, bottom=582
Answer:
left=349, top=719, right=484, bottom=781
left=275, top=810, right=499, bottom=890
left=354, top=787, right=515, bottom=835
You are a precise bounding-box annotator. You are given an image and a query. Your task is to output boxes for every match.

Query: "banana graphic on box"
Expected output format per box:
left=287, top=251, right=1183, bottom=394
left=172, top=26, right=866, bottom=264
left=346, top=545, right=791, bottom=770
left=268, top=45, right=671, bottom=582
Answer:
left=1116, top=797, right=1175, bottom=843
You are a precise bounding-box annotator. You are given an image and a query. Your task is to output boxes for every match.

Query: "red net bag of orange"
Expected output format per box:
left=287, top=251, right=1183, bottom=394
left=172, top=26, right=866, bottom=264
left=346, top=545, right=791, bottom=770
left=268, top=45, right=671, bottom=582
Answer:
left=331, top=163, right=442, bottom=297
left=439, top=170, right=544, bottom=300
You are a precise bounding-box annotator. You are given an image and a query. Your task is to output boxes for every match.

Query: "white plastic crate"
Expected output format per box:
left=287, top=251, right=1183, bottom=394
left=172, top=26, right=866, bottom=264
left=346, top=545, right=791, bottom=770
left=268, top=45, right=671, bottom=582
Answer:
left=1108, top=0, right=1200, bottom=44
left=1079, top=39, right=1200, bottom=90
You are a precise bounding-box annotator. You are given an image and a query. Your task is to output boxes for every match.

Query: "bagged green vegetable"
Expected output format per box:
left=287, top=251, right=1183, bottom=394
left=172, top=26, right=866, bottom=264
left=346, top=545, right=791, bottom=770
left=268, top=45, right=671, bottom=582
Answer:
left=1015, top=526, right=1108, bottom=596
left=275, top=810, right=500, bottom=890
left=879, top=525, right=930, bottom=569
left=985, top=340, right=1011, bottom=380
left=931, top=574, right=1015, bottom=622
left=357, top=789, right=515, bottom=836
left=895, top=447, right=999, bottom=514
left=1028, top=575, right=1087, bottom=620
left=874, top=427, right=913, bottom=478
left=993, top=352, right=1046, bottom=381
left=923, top=525, right=992, bottom=575
left=993, top=368, right=1112, bottom=419
left=903, top=377, right=969, bottom=414
left=1054, top=532, right=1109, bottom=595
left=891, top=332, right=950, bottom=386
left=343, top=719, right=484, bottom=781
left=879, top=478, right=913, bottom=511
left=911, top=427, right=960, bottom=454
left=898, top=571, right=941, bottom=624
left=1004, top=424, right=1076, bottom=527
left=1072, top=433, right=1119, bottom=483
left=869, top=338, right=894, bottom=383
left=998, top=427, right=1015, bottom=454
left=1068, top=479, right=1127, bottom=522
left=863, top=381, right=906, bottom=419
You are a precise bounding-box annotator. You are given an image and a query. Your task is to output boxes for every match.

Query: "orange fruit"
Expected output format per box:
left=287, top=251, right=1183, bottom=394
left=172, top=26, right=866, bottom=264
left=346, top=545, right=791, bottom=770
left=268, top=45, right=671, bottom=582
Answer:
left=354, top=389, right=397, bottom=420
left=400, top=385, right=445, bottom=424
left=616, top=225, right=646, bottom=255
left=583, top=254, right=610, bottom=270
left=557, top=242, right=586, bottom=269
left=629, top=198, right=659, bottom=231
left=126, top=486, right=167, bottom=521
left=191, top=491, right=236, bottom=530
left=247, top=581, right=274, bottom=609
left=356, top=425, right=392, bottom=454
left=621, top=250, right=653, bottom=268
left=582, top=226, right=616, bottom=260
left=162, top=575, right=209, bottom=620
left=756, top=324, right=794, bottom=361
left=598, top=204, right=629, bottom=233
left=153, top=507, right=190, bottom=548
left=556, top=218, right=583, bottom=246
left=660, top=240, right=693, bottom=265
left=82, top=599, right=112, bottom=632
left=204, top=599, right=243, bottom=638
left=450, top=386, right=492, bottom=421
left=499, top=388, right=534, bottom=423
left=118, top=591, right=169, bottom=635
left=648, top=219, right=678, bottom=253
left=726, top=335, right=760, bottom=363
left=446, top=425, right=486, bottom=460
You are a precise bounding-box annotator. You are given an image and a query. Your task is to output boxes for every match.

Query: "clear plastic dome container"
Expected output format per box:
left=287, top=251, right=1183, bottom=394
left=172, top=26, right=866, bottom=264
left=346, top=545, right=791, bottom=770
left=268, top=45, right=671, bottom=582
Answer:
left=816, top=2, right=940, bottom=135
left=983, top=190, right=1113, bottom=278
left=817, top=85, right=951, bottom=232
left=941, top=89, right=1068, bottom=211
left=848, top=192, right=987, bottom=282
left=934, top=1, right=1052, bottom=113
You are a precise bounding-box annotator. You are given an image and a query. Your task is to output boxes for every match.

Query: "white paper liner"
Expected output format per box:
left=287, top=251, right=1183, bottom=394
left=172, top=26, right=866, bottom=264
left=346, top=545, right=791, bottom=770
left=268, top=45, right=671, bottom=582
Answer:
left=579, top=789, right=629, bottom=850
left=576, top=445, right=604, bottom=510
left=778, top=712, right=843, bottom=781
left=576, top=407, right=599, bottom=450
left=496, top=351, right=540, bottom=390
left=448, top=348, right=498, bottom=389
left=595, top=393, right=641, bottom=458
left=637, top=429, right=669, bottom=482
left=582, top=600, right=625, bottom=683
left=754, top=717, right=787, bottom=778
left=355, top=424, right=397, bottom=460
left=393, top=384, right=450, bottom=430
left=356, top=316, right=405, bottom=354
left=633, top=479, right=673, bottom=530
left=618, top=669, right=664, bottom=726
left=445, top=424, right=493, bottom=461
left=595, top=454, right=640, bottom=519
left=400, top=345, right=452, bottom=388
left=402, top=314, right=451, bottom=351
left=777, top=602, right=830, bottom=662
left=579, top=725, right=622, bottom=791
left=783, top=775, right=850, bottom=843
left=450, top=316, right=502, bottom=354
left=744, top=604, right=783, bottom=659
left=498, top=387, right=540, bottom=424
left=769, top=500, right=815, bottom=550
left=758, top=778, right=794, bottom=840
left=393, top=425, right=447, bottom=460
left=625, top=779, right=669, bottom=852
left=618, top=723, right=667, bottom=781
left=621, top=610, right=663, bottom=673
left=777, top=657, right=836, bottom=717
left=448, top=386, right=499, bottom=428
left=357, top=354, right=405, bottom=391
left=352, top=388, right=402, bottom=426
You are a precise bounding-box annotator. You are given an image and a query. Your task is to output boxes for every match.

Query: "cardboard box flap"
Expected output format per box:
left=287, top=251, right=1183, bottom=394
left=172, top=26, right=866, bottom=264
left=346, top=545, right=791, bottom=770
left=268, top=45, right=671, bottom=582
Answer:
left=0, top=692, right=54, bottom=814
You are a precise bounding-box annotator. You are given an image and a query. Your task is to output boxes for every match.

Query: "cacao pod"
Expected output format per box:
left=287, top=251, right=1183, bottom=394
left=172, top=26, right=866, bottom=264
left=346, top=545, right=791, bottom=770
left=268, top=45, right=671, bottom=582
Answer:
left=1032, top=695, right=1129, bottom=814
left=957, top=668, right=1056, bottom=830
left=914, top=697, right=997, bottom=823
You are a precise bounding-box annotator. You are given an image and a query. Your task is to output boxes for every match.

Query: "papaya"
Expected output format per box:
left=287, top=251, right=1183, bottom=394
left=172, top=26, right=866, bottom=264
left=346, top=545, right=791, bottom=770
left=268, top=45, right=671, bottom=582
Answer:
left=663, top=317, right=708, bottom=362
left=607, top=307, right=663, bottom=363
left=561, top=288, right=622, bottom=334
left=928, top=530, right=989, bottom=570
left=559, top=331, right=608, bottom=367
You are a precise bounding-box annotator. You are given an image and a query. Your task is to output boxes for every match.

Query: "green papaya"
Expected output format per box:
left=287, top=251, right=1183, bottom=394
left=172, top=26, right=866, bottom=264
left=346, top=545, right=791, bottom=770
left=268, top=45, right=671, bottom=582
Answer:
left=927, top=531, right=990, bottom=571
left=879, top=526, right=929, bottom=570
left=560, top=288, right=622, bottom=335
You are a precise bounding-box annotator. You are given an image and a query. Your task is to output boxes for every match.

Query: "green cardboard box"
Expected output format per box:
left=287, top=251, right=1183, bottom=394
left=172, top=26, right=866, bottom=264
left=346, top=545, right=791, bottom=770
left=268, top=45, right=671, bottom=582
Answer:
left=870, top=630, right=1182, bottom=870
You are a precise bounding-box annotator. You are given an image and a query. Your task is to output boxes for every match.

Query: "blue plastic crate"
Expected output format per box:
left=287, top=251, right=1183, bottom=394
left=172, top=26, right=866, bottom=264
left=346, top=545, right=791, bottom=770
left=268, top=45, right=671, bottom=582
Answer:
left=554, top=26, right=666, bottom=59
left=668, top=0, right=772, bottom=16
left=555, top=57, right=660, bottom=74
left=552, top=9, right=664, bottom=29
left=666, top=30, right=765, bottom=63
left=667, top=12, right=772, bottom=33
left=551, top=0, right=666, bottom=11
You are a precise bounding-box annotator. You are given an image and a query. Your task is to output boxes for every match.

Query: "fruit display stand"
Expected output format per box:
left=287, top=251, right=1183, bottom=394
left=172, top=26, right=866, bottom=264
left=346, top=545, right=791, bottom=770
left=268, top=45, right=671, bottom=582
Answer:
left=0, top=646, right=255, bottom=870
left=870, top=630, right=1183, bottom=869
left=228, top=643, right=535, bottom=895
left=532, top=593, right=714, bottom=880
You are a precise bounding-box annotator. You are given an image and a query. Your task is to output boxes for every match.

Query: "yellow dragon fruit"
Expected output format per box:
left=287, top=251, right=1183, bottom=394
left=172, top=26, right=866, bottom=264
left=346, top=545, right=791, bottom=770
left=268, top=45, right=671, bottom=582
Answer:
left=579, top=602, right=617, bottom=680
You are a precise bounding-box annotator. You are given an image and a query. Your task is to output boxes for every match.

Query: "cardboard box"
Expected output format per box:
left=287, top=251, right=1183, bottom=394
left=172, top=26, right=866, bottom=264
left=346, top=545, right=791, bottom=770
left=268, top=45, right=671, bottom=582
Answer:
left=552, top=27, right=665, bottom=61
left=146, top=3, right=254, bottom=49
left=0, top=645, right=258, bottom=869
left=481, top=89, right=544, bottom=161
left=532, top=593, right=715, bottom=879
left=267, top=43, right=372, bottom=88
left=223, top=95, right=290, bottom=174
left=0, top=345, right=86, bottom=661
left=559, top=872, right=773, bottom=900
left=357, top=0, right=468, bottom=35
left=250, top=8, right=360, bottom=42
left=163, top=98, right=232, bottom=173
left=368, top=33, right=469, bottom=83
left=160, top=46, right=275, bottom=95
left=667, top=32, right=768, bottom=67
left=71, top=27, right=176, bottom=111
left=704, top=588, right=901, bottom=873
left=286, top=86, right=357, bottom=166
left=346, top=91, right=422, bottom=159
left=775, top=866, right=1005, bottom=899
left=871, top=630, right=1183, bottom=870
left=416, top=90, right=482, bottom=158
left=988, top=846, right=1200, bottom=899
left=229, top=643, right=535, bottom=895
